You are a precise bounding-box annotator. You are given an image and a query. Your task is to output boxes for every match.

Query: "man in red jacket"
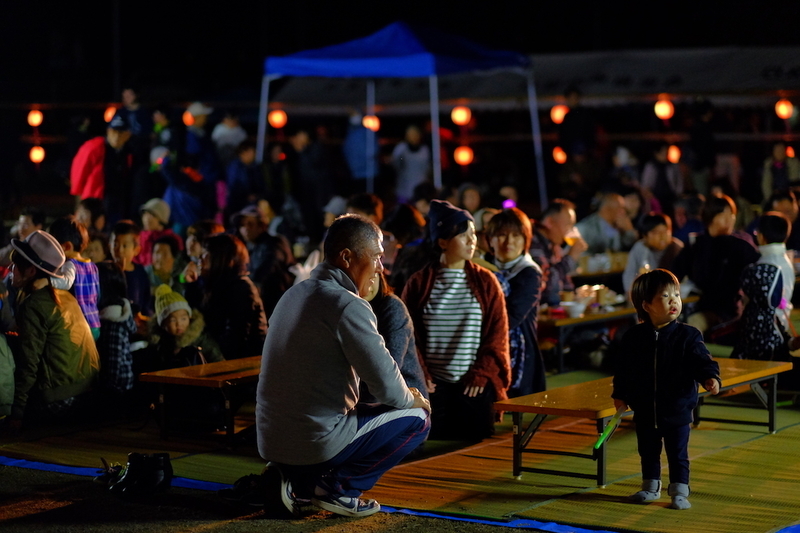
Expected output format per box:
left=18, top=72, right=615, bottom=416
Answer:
left=70, top=114, right=136, bottom=224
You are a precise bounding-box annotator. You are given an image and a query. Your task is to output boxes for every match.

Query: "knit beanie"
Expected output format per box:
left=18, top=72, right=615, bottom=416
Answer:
left=154, top=284, right=192, bottom=326
left=427, top=199, right=474, bottom=243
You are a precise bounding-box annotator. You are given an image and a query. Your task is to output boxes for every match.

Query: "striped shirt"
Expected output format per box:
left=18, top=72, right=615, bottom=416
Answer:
left=422, top=268, right=483, bottom=382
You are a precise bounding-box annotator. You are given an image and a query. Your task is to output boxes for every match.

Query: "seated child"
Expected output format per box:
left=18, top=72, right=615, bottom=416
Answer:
left=75, top=197, right=107, bottom=234
left=612, top=269, right=721, bottom=510
left=84, top=231, right=110, bottom=263
left=731, top=263, right=800, bottom=386
left=622, top=213, right=683, bottom=297
left=143, top=285, right=224, bottom=430
left=111, top=220, right=152, bottom=316
left=135, top=198, right=184, bottom=266
left=7, top=231, right=99, bottom=430
left=95, top=261, right=137, bottom=397
left=755, top=212, right=795, bottom=328
left=148, top=284, right=223, bottom=369
left=48, top=216, right=101, bottom=339
left=145, top=235, right=185, bottom=296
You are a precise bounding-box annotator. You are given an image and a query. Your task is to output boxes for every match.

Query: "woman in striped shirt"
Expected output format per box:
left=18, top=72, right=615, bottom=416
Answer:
left=402, top=200, right=510, bottom=440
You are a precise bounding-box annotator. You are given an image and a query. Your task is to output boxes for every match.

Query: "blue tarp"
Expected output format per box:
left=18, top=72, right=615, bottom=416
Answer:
left=264, top=21, right=530, bottom=78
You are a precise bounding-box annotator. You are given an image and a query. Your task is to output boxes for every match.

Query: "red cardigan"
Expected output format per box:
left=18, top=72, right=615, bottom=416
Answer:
left=401, top=260, right=511, bottom=401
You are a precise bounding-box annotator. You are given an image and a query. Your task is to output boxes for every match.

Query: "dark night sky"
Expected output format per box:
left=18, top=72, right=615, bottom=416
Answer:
left=2, top=1, right=800, bottom=104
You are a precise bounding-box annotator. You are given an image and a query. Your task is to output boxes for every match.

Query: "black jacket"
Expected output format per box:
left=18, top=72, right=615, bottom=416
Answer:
left=612, top=320, right=720, bottom=427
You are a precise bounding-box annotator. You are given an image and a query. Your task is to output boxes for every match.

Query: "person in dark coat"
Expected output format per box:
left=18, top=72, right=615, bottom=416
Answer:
left=486, top=208, right=545, bottom=397
left=361, top=272, right=428, bottom=403
left=671, top=194, right=760, bottom=334
left=613, top=269, right=720, bottom=510
left=183, top=234, right=267, bottom=360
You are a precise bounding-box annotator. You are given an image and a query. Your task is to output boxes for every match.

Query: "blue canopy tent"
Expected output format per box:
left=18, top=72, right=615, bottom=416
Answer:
left=258, top=22, right=548, bottom=209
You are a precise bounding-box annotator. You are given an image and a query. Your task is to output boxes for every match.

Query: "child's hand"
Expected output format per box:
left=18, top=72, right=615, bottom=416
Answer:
left=182, top=262, right=199, bottom=283
left=703, top=378, right=720, bottom=395
left=613, top=398, right=627, bottom=410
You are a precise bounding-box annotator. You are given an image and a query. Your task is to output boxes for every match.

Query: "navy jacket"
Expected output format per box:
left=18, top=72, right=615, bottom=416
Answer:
left=612, top=320, right=720, bottom=427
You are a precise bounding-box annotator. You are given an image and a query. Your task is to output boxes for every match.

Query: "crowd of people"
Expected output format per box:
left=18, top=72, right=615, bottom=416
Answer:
left=1, top=87, right=799, bottom=516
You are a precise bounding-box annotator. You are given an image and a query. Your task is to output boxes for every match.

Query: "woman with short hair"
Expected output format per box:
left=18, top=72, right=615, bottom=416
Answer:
left=485, top=208, right=545, bottom=397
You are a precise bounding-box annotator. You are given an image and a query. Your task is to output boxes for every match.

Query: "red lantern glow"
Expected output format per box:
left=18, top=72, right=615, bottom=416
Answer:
left=104, top=106, right=118, bottom=123
left=550, top=105, right=569, bottom=125
left=29, top=146, right=45, bottom=163
left=268, top=110, right=288, bottom=129
left=182, top=110, right=195, bottom=127
left=451, top=106, right=472, bottom=126
left=776, top=99, right=794, bottom=120
left=362, top=115, right=380, bottom=132
left=27, top=110, right=43, bottom=127
left=668, top=145, right=681, bottom=164
left=654, top=98, right=675, bottom=120
left=787, top=146, right=796, bottom=159
left=553, top=146, right=567, bottom=164
left=454, top=146, right=474, bottom=166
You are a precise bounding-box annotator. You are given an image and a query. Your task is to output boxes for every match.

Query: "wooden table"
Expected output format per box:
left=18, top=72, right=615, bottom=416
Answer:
left=495, top=358, right=793, bottom=487
left=539, top=306, right=638, bottom=373
left=138, top=356, right=262, bottom=446
left=539, top=295, right=699, bottom=373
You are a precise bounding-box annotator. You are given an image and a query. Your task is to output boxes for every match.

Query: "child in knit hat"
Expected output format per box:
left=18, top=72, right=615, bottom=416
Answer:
left=148, top=284, right=223, bottom=369
left=143, top=285, right=225, bottom=431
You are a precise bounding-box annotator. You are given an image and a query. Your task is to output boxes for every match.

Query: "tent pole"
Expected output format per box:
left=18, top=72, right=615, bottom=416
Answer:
left=429, top=75, right=442, bottom=190
left=526, top=70, right=548, bottom=212
left=366, top=79, right=376, bottom=194
left=256, top=75, right=272, bottom=164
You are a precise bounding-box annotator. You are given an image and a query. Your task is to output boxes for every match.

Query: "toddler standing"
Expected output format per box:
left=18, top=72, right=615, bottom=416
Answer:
left=612, top=269, right=721, bottom=509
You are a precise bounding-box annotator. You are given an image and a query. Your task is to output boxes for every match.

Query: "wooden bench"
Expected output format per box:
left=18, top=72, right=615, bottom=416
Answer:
left=495, top=358, right=793, bottom=487
left=138, top=356, right=262, bottom=447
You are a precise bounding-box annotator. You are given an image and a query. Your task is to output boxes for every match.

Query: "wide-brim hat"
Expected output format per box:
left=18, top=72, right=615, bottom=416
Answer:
left=11, top=230, right=65, bottom=278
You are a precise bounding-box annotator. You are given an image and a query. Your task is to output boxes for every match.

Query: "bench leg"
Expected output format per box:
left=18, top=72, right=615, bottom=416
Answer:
left=769, top=376, right=777, bottom=434
left=223, top=390, right=235, bottom=447
left=512, top=412, right=522, bottom=478
left=595, top=417, right=607, bottom=487
left=158, top=385, right=168, bottom=440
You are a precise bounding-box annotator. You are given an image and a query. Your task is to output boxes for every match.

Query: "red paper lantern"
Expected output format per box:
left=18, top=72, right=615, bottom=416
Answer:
left=104, top=106, right=118, bottom=123
left=667, top=145, right=681, bottom=164
left=362, top=115, right=380, bottom=132
left=268, top=110, right=288, bottom=129
left=787, top=146, right=796, bottom=159
left=553, top=146, right=567, bottom=164
left=550, top=105, right=569, bottom=125
left=654, top=98, right=674, bottom=120
left=451, top=106, right=472, bottom=126
left=776, top=99, right=794, bottom=120
left=454, top=146, right=474, bottom=166
left=29, top=146, right=45, bottom=163
left=27, top=110, right=43, bottom=127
